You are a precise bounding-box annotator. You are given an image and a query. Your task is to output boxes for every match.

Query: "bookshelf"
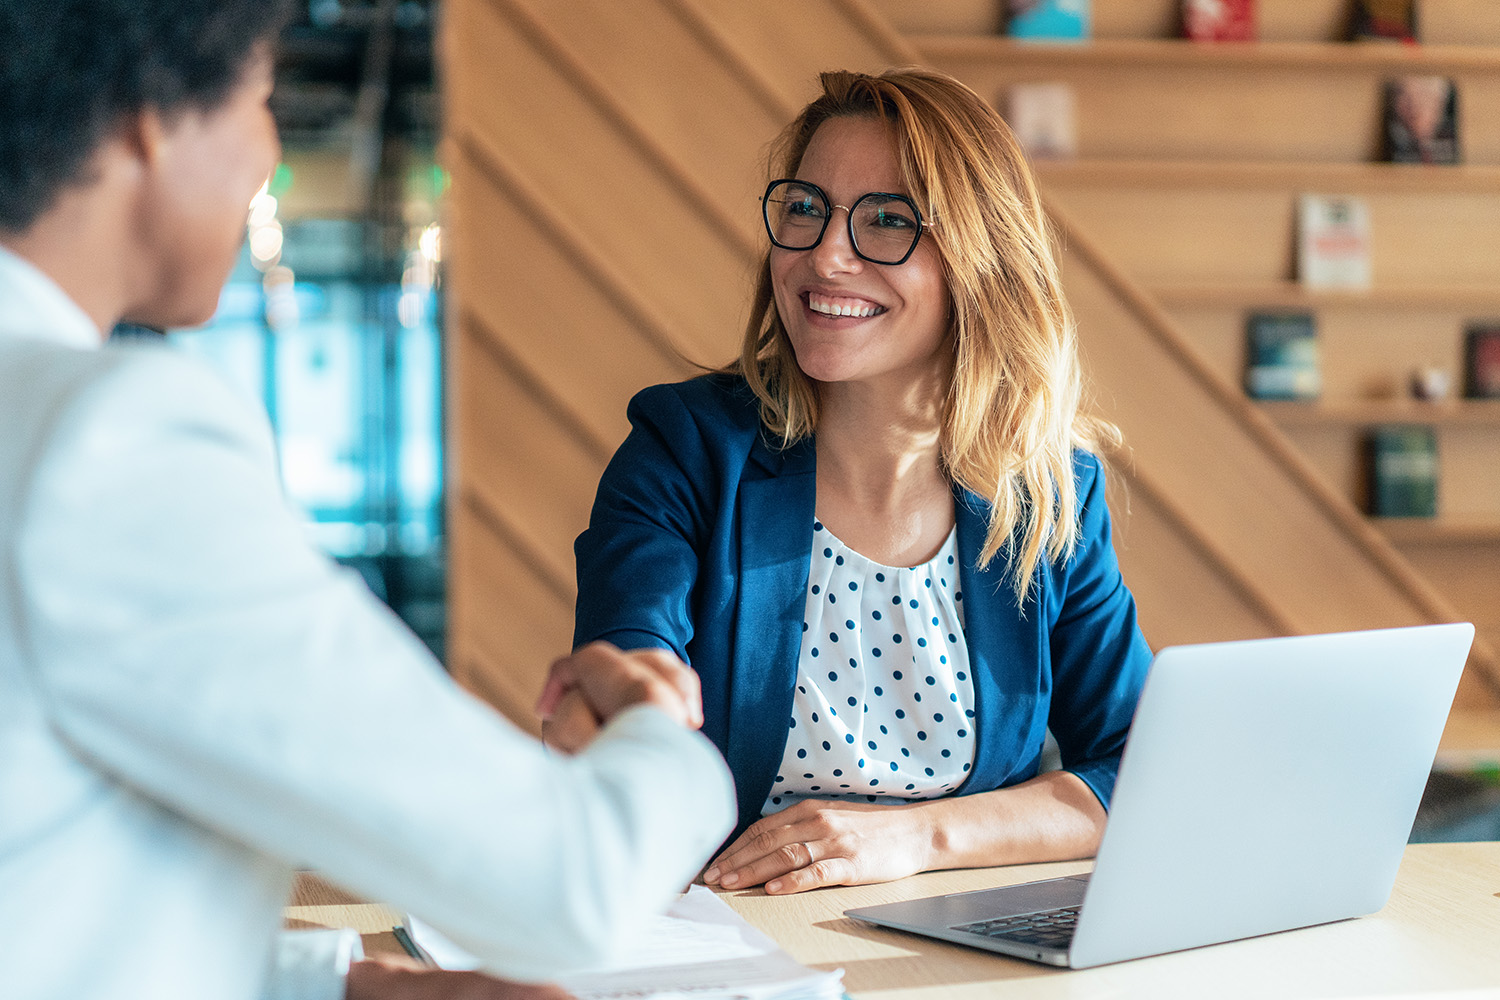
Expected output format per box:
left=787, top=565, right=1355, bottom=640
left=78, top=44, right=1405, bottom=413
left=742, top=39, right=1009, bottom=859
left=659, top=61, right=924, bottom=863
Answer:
left=886, top=0, right=1500, bottom=698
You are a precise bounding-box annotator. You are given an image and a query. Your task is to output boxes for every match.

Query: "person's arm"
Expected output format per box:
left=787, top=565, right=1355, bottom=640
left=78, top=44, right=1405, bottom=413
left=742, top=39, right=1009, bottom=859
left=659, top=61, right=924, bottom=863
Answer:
left=701, top=769, right=1105, bottom=894
left=702, top=456, right=1149, bottom=895
left=573, top=383, right=723, bottom=658
left=1042, top=453, right=1153, bottom=812
left=16, top=351, right=735, bottom=979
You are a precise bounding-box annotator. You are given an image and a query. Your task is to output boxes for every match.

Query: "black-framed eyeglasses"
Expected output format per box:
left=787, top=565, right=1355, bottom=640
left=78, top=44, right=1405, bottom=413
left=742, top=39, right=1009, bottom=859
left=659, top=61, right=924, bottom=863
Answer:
left=761, top=178, right=934, bottom=266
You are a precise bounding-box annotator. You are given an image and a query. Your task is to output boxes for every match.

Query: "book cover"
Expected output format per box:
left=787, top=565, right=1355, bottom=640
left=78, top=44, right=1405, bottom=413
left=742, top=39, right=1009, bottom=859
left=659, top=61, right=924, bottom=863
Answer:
left=1297, top=194, right=1372, bottom=290
left=1245, top=312, right=1320, bottom=400
left=1005, top=82, right=1077, bottom=159
left=1464, top=325, right=1500, bottom=398
left=1007, top=0, right=1090, bottom=41
left=1384, top=76, right=1459, bottom=164
left=1182, top=0, right=1255, bottom=41
left=1369, top=425, right=1438, bottom=518
left=1352, top=0, right=1418, bottom=42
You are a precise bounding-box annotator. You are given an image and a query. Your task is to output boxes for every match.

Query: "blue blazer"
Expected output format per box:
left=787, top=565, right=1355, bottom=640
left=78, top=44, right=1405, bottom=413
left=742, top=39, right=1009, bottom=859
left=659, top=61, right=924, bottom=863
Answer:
left=575, top=374, right=1152, bottom=838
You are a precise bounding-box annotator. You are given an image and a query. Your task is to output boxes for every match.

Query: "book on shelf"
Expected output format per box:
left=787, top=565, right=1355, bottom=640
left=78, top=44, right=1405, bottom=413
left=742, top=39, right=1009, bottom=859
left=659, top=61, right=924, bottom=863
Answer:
left=1464, top=325, right=1500, bottom=398
left=1245, top=311, right=1320, bottom=400
left=1369, top=425, right=1438, bottom=518
left=1182, top=0, right=1255, bottom=41
left=1351, top=0, right=1418, bottom=43
left=1004, top=83, right=1077, bottom=159
left=1297, top=194, right=1372, bottom=290
left=1384, top=76, right=1459, bottom=164
left=1006, top=0, right=1090, bottom=41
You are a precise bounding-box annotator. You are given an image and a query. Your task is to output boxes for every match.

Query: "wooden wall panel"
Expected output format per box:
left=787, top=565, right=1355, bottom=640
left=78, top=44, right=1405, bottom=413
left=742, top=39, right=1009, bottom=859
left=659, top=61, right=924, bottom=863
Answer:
left=514, top=0, right=782, bottom=233
left=1109, top=478, right=1284, bottom=648
left=447, top=0, right=751, bottom=365
left=455, top=315, right=603, bottom=590
left=449, top=499, right=574, bottom=735
left=447, top=147, right=693, bottom=447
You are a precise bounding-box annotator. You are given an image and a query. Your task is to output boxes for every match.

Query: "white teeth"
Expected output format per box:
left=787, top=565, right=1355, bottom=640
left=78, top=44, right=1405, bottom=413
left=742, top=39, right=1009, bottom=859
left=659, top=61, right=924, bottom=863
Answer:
left=809, top=296, right=883, bottom=318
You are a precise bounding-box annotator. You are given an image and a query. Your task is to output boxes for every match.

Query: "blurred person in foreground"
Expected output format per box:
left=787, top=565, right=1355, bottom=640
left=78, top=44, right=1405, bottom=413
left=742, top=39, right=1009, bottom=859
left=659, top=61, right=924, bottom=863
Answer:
left=0, top=3, right=734, bottom=999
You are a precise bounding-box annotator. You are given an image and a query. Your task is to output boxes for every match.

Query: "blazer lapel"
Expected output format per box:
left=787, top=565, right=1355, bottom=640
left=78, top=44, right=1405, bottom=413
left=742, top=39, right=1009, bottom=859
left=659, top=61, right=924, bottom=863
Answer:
left=727, top=435, right=816, bottom=828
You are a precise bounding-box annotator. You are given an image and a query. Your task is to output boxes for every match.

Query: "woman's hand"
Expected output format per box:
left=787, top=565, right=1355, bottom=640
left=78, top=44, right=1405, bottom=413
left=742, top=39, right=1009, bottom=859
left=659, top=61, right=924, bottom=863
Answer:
left=702, top=799, right=938, bottom=895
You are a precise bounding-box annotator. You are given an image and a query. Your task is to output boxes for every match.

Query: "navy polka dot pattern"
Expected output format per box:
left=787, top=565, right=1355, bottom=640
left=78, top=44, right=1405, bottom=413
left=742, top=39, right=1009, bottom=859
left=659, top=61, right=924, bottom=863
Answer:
left=763, top=520, right=975, bottom=816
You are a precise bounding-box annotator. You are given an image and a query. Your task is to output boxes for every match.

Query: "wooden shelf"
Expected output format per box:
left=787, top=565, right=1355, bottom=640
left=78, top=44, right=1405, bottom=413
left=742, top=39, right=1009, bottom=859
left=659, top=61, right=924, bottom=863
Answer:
left=1261, top=399, right=1500, bottom=427
left=1151, top=282, right=1500, bottom=311
left=1035, top=159, right=1500, bottom=192
left=1375, top=518, right=1500, bottom=544
left=914, top=36, right=1500, bottom=73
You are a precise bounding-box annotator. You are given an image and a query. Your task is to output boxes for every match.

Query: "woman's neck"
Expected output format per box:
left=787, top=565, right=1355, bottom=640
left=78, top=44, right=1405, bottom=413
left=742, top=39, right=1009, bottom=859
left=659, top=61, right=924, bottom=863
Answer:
left=814, top=376, right=955, bottom=567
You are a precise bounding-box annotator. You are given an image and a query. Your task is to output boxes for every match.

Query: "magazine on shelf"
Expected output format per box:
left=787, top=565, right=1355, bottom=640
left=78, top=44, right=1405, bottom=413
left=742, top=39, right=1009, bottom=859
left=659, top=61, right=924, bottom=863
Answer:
left=1005, top=82, right=1077, bottom=159
left=1384, top=76, right=1459, bottom=164
left=1182, top=0, right=1255, bottom=41
left=1351, top=0, right=1418, bottom=43
left=1245, top=311, right=1320, bottom=400
left=1006, top=0, right=1090, bottom=41
left=1369, top=425, right=1438, bottom=518
left=1464, top=325, right=1500, bottom=398
left=1297, top=194, right=1372, bottom=290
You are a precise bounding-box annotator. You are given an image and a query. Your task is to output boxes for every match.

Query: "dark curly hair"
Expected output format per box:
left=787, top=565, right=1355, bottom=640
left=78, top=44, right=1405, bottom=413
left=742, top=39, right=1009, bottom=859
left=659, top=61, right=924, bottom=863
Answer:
left=0, top=0, right=291, bottom=232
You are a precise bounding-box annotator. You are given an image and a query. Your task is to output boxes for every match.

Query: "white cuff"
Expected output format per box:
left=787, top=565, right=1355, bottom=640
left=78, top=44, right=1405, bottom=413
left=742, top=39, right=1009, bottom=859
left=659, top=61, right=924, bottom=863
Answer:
left=261, top=928, right=365, bottom=1000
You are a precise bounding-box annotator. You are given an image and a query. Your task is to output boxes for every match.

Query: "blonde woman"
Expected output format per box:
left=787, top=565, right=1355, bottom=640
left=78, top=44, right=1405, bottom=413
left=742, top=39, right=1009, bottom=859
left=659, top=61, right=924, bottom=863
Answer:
left=572, top=68, right=1150, bottom=895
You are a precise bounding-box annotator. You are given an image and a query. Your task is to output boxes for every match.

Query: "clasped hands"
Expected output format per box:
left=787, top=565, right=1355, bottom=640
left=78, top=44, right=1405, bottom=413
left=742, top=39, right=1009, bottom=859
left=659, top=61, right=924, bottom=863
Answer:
left=536, top=641, right=705, bottom=753
left=538, top=645, right=931, bottom=895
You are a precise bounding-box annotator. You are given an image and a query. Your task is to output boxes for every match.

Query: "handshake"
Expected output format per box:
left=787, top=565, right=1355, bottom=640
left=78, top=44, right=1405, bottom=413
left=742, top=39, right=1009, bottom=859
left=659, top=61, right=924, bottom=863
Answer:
left=536, top=642, right=704, bottom=753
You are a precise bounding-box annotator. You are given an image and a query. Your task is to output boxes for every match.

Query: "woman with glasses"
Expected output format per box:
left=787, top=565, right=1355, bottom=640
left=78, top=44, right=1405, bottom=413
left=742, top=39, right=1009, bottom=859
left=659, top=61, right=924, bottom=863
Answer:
left=571, top=68, right=1151, bottom=895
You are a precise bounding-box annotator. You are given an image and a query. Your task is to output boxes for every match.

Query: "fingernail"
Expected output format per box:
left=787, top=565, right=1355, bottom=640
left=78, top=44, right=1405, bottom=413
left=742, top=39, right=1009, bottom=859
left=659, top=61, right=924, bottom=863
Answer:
left=703, top=867, right=720, bottom=883
left=720, top=872, right=739, bottom=887
left=766, top=880, right=782, bottom=893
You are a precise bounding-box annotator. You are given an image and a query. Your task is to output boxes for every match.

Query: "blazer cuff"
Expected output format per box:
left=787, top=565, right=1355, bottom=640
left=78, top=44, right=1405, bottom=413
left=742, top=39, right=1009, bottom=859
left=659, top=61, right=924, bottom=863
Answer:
left=261, top=928, right=364, bottom=1000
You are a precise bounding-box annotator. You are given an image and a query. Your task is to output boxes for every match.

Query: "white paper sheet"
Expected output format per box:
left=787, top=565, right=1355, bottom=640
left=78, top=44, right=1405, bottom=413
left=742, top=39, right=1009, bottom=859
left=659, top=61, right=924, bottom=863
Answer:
left=405, top=885, right=843, bottom=1000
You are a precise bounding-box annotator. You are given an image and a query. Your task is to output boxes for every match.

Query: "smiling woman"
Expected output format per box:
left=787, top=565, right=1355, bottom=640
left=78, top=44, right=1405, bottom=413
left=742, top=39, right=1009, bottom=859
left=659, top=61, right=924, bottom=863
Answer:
left=571, top=68, right=1152, bottom=896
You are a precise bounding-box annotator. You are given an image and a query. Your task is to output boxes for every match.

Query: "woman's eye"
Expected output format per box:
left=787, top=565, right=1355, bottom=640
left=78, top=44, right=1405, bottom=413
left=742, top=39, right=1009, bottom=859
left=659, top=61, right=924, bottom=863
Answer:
left=872, top=208, right=916, bottom=229
left=786, top=199, right=825, bottom=219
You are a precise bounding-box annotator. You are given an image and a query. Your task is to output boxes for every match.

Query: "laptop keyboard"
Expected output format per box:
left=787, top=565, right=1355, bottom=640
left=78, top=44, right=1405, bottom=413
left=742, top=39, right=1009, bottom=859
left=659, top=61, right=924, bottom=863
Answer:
left=953, top=905, right=1080, bottom=949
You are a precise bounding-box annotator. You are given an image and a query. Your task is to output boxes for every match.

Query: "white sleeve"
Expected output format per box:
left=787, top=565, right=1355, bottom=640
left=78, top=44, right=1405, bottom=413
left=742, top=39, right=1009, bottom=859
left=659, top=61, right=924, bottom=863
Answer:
left=15, top=350, right=736, bottom=980
left=260, top=930, right=363, bottom=1000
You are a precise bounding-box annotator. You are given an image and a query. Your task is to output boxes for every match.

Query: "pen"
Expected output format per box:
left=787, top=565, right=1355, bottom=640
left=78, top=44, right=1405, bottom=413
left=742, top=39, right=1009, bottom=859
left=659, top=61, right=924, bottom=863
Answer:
left=391, top=923, right=435, bottom=967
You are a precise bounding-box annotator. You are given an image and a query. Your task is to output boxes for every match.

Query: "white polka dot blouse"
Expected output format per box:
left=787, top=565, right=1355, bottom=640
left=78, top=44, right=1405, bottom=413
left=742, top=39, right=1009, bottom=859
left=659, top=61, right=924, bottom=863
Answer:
left=762, top=519, right=977, bottom=815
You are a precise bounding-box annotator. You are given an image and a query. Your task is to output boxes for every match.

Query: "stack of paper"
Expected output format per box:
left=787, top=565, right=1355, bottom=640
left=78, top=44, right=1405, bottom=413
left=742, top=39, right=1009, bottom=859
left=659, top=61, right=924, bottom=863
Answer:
left=407, top=885, right=843, bottom=1000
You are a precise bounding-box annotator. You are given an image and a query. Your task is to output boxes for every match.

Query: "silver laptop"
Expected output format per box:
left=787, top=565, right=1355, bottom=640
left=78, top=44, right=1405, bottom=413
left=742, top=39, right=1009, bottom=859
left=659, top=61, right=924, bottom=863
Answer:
left=845, top=623, right=1474, bottom=969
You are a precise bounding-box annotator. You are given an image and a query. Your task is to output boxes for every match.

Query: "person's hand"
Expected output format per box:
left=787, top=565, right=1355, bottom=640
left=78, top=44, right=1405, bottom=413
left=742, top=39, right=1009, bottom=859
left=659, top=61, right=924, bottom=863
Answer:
left=535, top=643, right=704, bottom=752
left=539, top=687, right=600, bottom=755
left=702, top=798, right=937, bottom=895
left=345, top=955, right=573, bottom=1000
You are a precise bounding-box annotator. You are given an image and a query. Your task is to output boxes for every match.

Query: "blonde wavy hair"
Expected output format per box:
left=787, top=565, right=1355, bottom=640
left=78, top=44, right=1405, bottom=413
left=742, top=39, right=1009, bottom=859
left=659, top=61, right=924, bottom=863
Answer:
left=736, top=67, right=1121, bottom=600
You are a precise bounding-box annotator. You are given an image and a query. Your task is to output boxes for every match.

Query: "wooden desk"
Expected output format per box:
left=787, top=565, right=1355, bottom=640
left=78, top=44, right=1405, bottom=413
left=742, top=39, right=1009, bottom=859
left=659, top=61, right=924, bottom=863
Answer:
left=290, top=843, right=1500, bottom=998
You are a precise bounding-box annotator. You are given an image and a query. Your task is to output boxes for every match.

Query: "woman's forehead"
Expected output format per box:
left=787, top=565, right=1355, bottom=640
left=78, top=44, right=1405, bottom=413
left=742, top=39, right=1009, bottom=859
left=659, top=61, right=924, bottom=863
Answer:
left=795, top=116, right=908, bottom=198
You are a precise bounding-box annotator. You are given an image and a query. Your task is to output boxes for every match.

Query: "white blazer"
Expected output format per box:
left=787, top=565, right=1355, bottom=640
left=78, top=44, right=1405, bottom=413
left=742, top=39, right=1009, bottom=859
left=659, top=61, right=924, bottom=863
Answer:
left=0, top=247, right=735, bottom=1000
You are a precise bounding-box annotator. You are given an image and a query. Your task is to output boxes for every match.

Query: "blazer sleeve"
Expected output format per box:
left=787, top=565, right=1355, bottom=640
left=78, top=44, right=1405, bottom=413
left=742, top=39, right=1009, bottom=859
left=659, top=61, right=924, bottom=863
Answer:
left=1045, top=455, right=1152, bottom=809
left=574, top=383, right=721, bottom=660
left=14, top=350, right=735, bottom=980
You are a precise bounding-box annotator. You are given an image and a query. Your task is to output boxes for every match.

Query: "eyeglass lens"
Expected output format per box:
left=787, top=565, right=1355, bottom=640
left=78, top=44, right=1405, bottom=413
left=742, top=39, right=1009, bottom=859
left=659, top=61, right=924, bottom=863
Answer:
left=763, top=180, right=923, bottom=265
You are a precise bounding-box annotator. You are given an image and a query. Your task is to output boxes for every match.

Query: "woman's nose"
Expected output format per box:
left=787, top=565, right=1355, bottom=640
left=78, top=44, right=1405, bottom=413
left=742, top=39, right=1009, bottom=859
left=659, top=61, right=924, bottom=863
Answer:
left=810, top=207, right=863, bottom=277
